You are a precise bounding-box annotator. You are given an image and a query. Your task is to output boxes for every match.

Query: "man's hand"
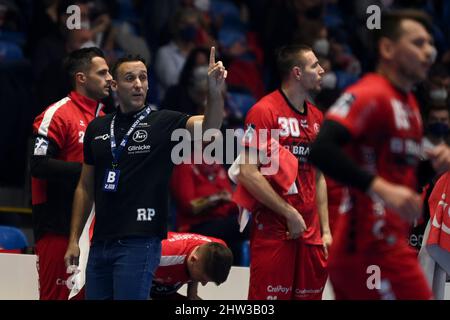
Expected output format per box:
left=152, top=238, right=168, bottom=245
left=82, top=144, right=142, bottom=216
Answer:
left=426, top=144, right=450, bottom=174
left=207, top=47, right=227, bottom=94
left=321, top=231, right=333, bottom=259
left=370, top=177, right=422, bottom=222
left=285, top=208, right=307, bottom=240
left=64, top=241, right=81, bottom=267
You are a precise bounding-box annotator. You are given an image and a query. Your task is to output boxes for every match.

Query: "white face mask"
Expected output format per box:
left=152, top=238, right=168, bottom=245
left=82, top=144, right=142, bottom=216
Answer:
left=80, top=40, right=97, bottom=49
left=191, top=65, right=208, bottom=91
left=80, top=20, right=91, bottom=30
left=313, top=38, right=330, bottom=56
left=194, top=0, right=210, bottom=12
left=429, top=88, right=448, bottom=102
left=321, top=72, right=337, bottom=89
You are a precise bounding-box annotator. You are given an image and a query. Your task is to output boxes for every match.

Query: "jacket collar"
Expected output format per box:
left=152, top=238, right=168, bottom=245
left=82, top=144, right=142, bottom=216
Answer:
left=68, top=91, right=102, bottom=117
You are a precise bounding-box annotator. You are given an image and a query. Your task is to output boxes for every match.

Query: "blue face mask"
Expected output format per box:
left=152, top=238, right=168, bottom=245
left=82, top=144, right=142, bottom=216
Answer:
left=427, top=122, right=450, bottom=137
left=179, top=25, right=197, bottom=42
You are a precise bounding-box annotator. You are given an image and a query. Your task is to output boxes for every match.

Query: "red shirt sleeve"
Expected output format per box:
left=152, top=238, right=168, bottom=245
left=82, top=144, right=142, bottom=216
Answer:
left=32, top=108, right=67, bottom=151
left=325, top=90, right=390, bottom=139
left=245, top=102, right=275, bottom=130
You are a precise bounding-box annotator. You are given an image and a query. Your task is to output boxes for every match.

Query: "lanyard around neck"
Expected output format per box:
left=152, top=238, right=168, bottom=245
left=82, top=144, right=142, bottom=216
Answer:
left=109, top=106, right=151, bottom=168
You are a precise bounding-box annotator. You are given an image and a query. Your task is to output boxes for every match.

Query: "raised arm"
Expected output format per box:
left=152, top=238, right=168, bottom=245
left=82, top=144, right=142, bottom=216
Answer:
left=186, top=47, right=227, bottom=135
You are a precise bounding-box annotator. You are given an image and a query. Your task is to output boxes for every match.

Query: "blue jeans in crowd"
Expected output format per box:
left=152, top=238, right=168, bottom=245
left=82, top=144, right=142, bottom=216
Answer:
left=86, top=236, right=161, bottom=300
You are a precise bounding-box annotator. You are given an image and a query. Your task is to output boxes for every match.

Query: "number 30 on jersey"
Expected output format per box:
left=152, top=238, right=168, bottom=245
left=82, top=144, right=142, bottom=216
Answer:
left=278, top=117, right=300, bottom=137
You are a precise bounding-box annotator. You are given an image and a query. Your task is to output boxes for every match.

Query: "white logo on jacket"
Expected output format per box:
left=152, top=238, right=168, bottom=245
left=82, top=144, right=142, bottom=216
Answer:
left=133, top=130, right=148, bottom=143
left=34, top=137, right=49, bottom=155
left=137, top=208, right=156, bottom=221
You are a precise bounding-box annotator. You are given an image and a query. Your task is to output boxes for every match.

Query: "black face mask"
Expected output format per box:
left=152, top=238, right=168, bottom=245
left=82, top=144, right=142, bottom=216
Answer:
left=428, top=122, right=450, bottom=137
left=179, top=25, right=197, bottom=42
left=305, top=4, right=322, bottom=20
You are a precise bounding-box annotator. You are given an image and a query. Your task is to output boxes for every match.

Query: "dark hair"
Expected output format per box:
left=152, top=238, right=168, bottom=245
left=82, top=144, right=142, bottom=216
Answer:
left=202, top=242, right=233, bottom=285
left=178, top=47, right=210, bottom=86
left=374, top=9, right=432, bottom=53
left=111, top=54, right=147, bottom=79
left=276, top=45, right=312, bottom=80
left=63, top=47, right=105, bottom=88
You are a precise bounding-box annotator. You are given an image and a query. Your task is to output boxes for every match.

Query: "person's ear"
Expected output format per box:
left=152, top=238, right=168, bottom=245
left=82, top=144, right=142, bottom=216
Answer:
left=191, top=253, right=200, bottom=263
left=111, top=79, right=118, bottom=92
left=293, top=66, right=302, bottom=80
left=75, top=72, right=86, bottom=85
left=379, top=37, right=395, bottom=60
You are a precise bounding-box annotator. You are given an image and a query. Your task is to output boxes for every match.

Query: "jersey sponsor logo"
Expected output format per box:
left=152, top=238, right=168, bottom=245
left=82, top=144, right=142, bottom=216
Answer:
left=137, top=208, right=156, bottom=221
left=328, top=93, right=355, bottom=117
left=34, top=137, right=49, bottom=155
left=300, top=119, right=308, bottom=128
left=389, top=138, right=422, bottom=159
left=94, top=133, right=110, bottom=140
left=283, top=143, right=310, bottom=166
left=266, top=285, right=291, bottom=294
left=79, top=120, right=85, bottom=127
left=56, top=278, right=67, bottom=286
left=128, top=144, right=151, bottom=153
left=294, top=286, right=324, bottom=296
left=391, top=99, right=411, bottom=130
left=132, top=130, right=148, bottom=142
left=313, top=123, right=320, bottom=133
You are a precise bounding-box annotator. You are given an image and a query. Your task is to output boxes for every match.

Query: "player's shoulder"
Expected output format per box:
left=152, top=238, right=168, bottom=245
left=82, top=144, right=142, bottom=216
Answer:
left=347, top=73, right=394, bottom=100
left=246, top=91, right=280, bottom=122
left=306, top=100, right=323, bottom=116
left=35, top=96, right=73, bottom=121
left=251, top=90, right=281, bottom=110
left=85, top=112, right=112, bottom=133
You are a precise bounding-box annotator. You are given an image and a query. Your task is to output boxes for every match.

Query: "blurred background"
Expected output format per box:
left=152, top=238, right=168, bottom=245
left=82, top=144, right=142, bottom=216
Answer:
left=0, top=0, right=449, bottom=252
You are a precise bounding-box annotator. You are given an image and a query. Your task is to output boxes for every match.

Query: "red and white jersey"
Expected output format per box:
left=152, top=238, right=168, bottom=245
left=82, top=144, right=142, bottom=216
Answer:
left=152, top=232, right=226, bottom=295
left=31, top=91, right=104, bottom=240
left=32, top=91, right=103, bottom=163
left=245, top=89, right=324, bottom=244
left=326, top=73, right=423, bottom=257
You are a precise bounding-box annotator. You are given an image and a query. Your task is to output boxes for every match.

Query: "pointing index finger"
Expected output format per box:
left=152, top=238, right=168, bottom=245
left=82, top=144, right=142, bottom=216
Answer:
left=209, top=46, right=215, bottom=67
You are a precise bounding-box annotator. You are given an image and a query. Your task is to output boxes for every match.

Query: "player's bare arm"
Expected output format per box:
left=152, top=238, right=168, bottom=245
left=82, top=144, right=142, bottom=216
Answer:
left=237, top=148, right=306, bottom=239
left=315, top=169, right=332, bottom=258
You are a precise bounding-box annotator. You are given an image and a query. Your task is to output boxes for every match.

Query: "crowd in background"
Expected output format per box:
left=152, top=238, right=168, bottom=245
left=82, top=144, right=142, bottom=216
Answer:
left=0, top=0, right=449, bottom=250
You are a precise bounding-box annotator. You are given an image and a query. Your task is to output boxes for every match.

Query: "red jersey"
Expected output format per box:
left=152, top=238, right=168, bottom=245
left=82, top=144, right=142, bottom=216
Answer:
left=31, top=91, right=104, bottom=240
left=245, top=89, right=324, bottom=244
left=151, top=232, right=226, bottom=296
left=326, top=73, right=423, bottom=258
left=170, top=163, right=239, bottom=232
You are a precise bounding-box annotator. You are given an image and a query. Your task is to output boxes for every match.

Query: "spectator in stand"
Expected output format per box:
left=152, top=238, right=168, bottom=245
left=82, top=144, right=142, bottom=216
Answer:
left=154, top=7, right=202, bottom=100
left=160, top=46, right=210, bottom=115
left=170, top=161, right=248, bottom=266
